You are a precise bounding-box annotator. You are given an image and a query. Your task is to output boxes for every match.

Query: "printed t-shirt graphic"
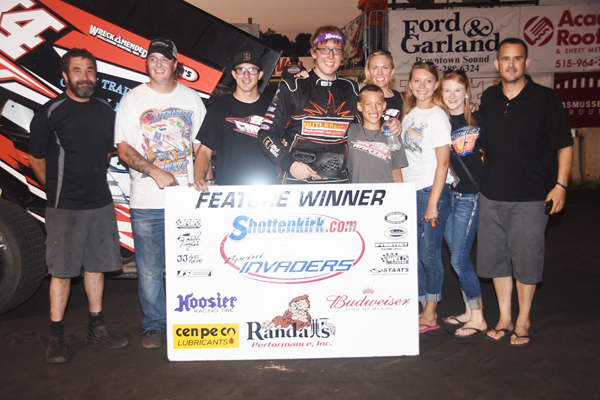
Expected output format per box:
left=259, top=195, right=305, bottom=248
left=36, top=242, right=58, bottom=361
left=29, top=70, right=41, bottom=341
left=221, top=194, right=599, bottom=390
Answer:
left=403, top=121, right=427, bottom=153
left=139, top=107, right=194, bottom=177
left=451, top=126, right=480, bottom=156
left=226, top=115, right=264, bottom=138
left=350, top=140, right=392, bottom=163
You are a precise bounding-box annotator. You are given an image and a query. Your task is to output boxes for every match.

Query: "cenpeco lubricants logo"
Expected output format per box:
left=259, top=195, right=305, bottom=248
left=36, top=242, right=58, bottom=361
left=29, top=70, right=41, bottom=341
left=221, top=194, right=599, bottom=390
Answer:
left=401, top=12, right=499, bottom=54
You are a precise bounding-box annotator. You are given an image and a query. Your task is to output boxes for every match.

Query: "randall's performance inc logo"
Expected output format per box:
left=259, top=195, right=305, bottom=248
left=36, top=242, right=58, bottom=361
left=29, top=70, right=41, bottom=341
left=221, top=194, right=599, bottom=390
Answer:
left=248, top=295, right=336, bottom=343
left=173, top=324, right=239, bottom=349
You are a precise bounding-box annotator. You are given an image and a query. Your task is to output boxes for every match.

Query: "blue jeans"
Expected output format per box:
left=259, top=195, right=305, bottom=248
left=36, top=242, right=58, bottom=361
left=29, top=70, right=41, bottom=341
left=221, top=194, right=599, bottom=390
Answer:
left=131, top=208, right=166, bottom=333
left=417, top=184, right=450, bottom=302
left=444, top=191, right=483, bottom=310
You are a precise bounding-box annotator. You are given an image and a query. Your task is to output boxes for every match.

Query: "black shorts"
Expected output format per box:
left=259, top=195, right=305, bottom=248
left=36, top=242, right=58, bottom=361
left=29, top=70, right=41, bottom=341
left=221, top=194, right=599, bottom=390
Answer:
left=45, top=203, right=121, bottom=278
left=476, top=195, right=548, bottom=284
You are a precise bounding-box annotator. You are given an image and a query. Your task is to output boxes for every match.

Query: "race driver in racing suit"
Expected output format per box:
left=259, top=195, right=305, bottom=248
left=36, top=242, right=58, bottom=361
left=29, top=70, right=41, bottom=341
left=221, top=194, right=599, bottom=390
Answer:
left=257, top=26, right=359, bottom=184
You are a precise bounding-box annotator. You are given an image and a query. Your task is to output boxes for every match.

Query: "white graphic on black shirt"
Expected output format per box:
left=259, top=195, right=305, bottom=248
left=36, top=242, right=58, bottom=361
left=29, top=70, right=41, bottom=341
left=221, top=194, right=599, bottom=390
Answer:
left=226, top=115, right=265, bottom=138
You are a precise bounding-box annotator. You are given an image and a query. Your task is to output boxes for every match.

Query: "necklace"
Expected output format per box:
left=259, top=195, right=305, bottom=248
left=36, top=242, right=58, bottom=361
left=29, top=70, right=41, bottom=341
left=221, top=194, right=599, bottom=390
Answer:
left=360, top=125, right=381, bottom=142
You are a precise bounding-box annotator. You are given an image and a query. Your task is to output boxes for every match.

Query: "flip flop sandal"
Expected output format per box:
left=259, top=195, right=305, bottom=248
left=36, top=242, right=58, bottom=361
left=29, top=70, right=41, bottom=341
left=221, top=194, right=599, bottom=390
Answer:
left=442, top=315, right=467, bottom=326
left=419, top=324, right=440, bottom=334
left=508, top=333, right=531, bottom=347
left=485, top=328, right=512, bottom=342
left=454, top=327, right=487, bottom=339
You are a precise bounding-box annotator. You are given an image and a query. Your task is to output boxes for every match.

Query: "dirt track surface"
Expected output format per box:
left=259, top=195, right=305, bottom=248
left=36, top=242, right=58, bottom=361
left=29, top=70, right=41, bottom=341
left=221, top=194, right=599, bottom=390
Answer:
left=1, top=189, right=599, bottom=400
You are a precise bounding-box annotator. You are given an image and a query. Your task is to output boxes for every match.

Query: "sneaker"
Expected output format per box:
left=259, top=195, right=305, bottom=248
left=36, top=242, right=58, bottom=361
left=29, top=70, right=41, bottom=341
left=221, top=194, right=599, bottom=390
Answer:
left=142, top=329, right=162, bottom=349
left=46, top=336, right=68, bottom=364
left=87, top=324, right=129, bottom=349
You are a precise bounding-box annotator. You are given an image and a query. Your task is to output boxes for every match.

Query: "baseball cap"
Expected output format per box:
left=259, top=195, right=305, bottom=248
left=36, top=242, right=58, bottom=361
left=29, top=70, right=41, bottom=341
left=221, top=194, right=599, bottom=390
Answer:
left=147, top=38, right=177, bottom=60
left=232, top=52, right=262, bottom=70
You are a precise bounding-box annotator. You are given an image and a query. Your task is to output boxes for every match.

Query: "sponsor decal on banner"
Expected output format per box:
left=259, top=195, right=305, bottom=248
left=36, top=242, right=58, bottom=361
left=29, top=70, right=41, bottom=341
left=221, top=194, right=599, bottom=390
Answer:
left=176, top=269, right=211, bottom=278
left=174, top=292, right=237, bottom=313
left=520, top=4, right=600, bottom=73
left=384, top=226, right=408, bottom=240
left=221, top=212, right=363, bottom=283
left=326, top=288, right=410, bottom=311
left=176, top=219, right=202, bottom=229
left=165, top=184, right=419, bottom=361
left=385, top=212, right=408, bottom=224
left=248, top=295, right=336, bottom=348
left=177, top=232, right=202, bottom=250
left=554, top=71, right=600, bottom=128
left=173, top=324, right=239, bottom=349
left=381, top=254, right=409, bottom=265
left=371, top=267, right=410, bottom=275
left=375, top=242, right=408, bottom=250
left=175, top=254, right=203, bottom=264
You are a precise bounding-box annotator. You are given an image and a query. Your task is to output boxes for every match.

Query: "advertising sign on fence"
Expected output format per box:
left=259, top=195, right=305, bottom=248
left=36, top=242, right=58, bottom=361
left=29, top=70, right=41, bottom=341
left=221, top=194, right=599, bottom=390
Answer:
left=520, top=4, right=600, bottom=73
left=388, top=7, right=519, bottom=75
left=165, top=184, right=419, bottom=361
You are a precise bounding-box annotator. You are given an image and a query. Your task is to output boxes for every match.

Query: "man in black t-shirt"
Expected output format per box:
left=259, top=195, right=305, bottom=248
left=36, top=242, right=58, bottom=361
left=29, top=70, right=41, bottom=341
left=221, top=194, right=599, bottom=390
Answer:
left=29, top=48, right=128, bottom=363
left=477, top=38, right=573, bottom=347
left=192, top=52, right=277, bottom=190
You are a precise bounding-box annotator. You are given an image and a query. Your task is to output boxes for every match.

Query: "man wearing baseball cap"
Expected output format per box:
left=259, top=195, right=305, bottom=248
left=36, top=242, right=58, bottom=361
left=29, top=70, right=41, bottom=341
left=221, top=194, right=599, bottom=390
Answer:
left=115, top=38, right=206, bottom=349
left=193, top=51, right=277, bottom=191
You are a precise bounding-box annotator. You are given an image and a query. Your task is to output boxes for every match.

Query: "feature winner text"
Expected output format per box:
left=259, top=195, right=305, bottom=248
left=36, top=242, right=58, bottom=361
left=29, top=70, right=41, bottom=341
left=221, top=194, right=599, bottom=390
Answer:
left=195, top=188, right=386, bottom=209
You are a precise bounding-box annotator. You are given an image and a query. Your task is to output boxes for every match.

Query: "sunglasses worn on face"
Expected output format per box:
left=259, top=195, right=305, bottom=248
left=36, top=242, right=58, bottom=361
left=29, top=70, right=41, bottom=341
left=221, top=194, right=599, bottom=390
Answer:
left=234, top=67, right=260, bottom=75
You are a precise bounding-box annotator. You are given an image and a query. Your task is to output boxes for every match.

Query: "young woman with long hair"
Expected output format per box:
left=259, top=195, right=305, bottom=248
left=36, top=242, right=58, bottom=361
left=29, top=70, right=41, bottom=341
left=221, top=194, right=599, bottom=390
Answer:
left=440, top=69, right=488, bottom=337
left=401, top=62, right=451, bottom=333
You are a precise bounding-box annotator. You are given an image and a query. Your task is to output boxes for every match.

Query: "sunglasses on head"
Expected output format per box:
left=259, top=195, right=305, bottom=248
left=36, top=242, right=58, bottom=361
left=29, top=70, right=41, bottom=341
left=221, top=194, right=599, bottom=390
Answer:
left=412, top=60, right=437, bottom=69
left=443, top=68, right=467, bottom=77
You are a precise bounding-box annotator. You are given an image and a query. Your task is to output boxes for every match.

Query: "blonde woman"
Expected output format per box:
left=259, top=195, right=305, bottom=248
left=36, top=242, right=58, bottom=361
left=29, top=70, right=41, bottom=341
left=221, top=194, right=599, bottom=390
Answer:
left=400, top=61, right=451, bottom=333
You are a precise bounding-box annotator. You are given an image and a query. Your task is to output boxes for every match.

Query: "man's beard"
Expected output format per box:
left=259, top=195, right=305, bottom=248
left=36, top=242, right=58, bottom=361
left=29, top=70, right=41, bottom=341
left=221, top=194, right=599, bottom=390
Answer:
left=68, top=78, right=95, bottom=98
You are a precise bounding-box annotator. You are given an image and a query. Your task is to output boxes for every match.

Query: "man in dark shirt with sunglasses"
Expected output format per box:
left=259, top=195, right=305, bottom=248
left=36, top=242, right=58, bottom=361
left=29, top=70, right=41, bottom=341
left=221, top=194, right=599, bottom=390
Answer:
left=193, top=52, right=277, bottom=191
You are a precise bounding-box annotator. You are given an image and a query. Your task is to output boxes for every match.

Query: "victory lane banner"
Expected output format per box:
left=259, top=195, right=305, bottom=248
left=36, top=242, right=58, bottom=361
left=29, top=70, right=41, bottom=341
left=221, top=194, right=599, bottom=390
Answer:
left=165, top=183, right=419, bottom=361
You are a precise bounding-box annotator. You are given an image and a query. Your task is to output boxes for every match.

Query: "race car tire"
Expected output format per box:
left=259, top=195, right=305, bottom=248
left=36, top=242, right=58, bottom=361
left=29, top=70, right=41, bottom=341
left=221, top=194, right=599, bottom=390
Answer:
left=0, top=199, right=46, bottom=314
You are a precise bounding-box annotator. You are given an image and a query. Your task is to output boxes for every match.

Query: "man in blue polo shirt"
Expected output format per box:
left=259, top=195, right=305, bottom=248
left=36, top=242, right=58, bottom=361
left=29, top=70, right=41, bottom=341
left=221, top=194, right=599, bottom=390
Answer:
left=477, top=38, right=573, bottom=347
